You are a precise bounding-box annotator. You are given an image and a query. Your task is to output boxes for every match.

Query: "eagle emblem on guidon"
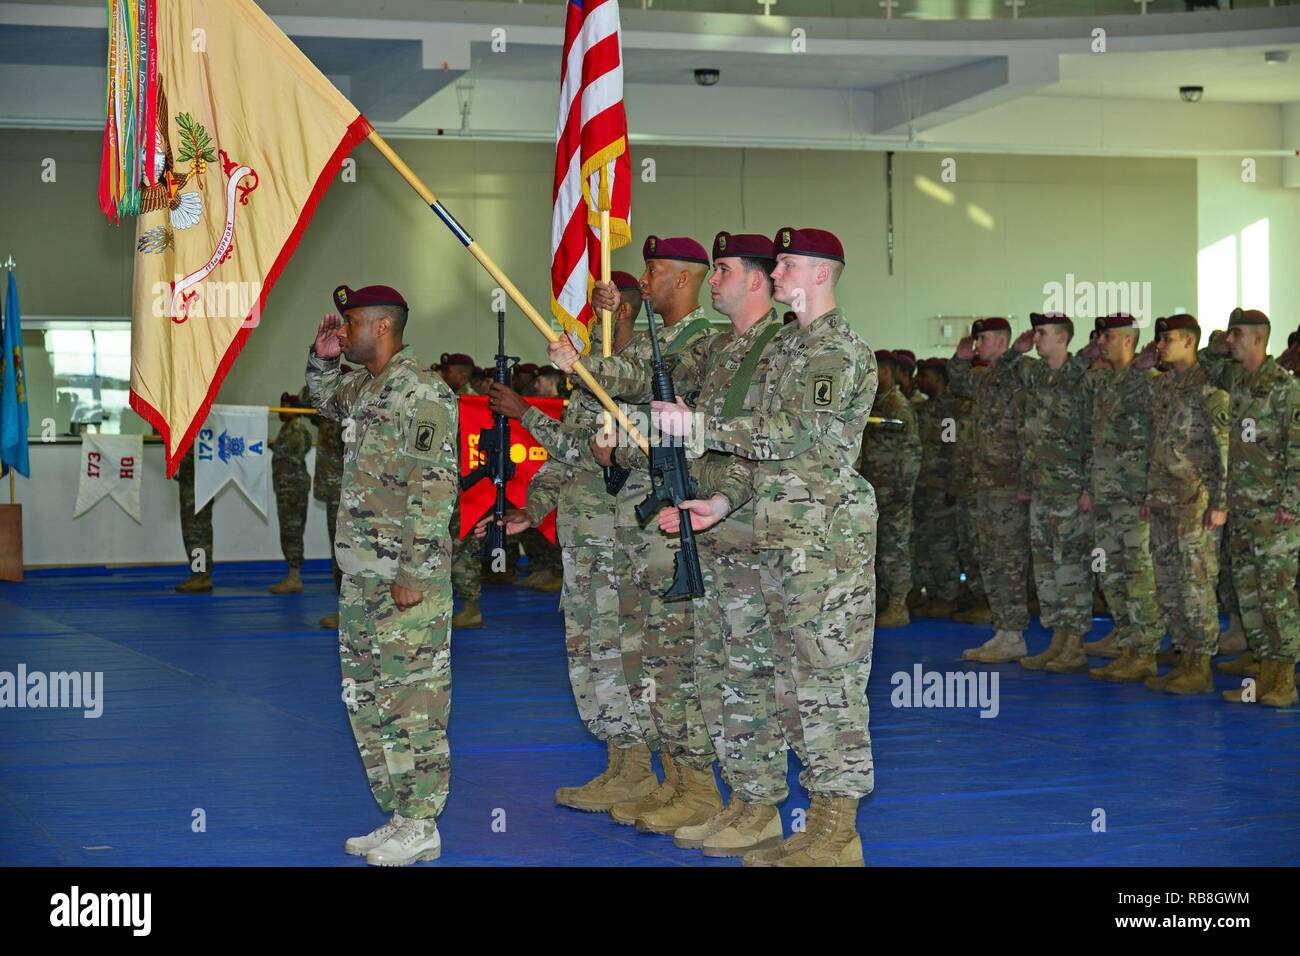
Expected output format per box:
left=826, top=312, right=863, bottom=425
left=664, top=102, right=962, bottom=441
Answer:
left=718, top=234, right=727, bottom=252
left=813, top=375, right=834, bottom=407
left=781, top=229, right=791, bottom=249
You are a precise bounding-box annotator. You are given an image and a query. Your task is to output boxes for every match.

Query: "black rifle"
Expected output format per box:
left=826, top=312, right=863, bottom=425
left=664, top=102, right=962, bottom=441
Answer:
left=632, top=300, right=706, bottom=601
left=459, top=309, right=517, bottom=562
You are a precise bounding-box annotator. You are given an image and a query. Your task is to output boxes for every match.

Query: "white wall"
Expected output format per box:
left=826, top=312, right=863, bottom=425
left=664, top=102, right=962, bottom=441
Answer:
left=10, top=443, right=332, bottom=568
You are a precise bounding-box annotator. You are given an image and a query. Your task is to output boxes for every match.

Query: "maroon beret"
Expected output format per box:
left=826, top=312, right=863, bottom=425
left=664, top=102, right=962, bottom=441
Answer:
left=516, top=363, right=540, bottom=375
left=1030, top=312, right=1071, bottom=328
left=971, top=317, right=1010, bottom=335
left=875, top=349, right=894, bottom=364
left=773, top=226, right=844, bottom=263
left=440, top=352, right=474, bottom=367
left=893, top=349, right=917, bottom=369
left=610, top=270, right=641, bottom=292
left=713, top=231, right=775, bottom=263
left=333, top=284, right=407, bottom=312
left=918, top=357, right=948, bottom=370
left=1095, top=314, right=1136, bottom=331
left=1228, top=307, right=1269, bottom=327
left=1155, top=314, right=1200, bottom=336
left=642, top=235, right=709, bottom=265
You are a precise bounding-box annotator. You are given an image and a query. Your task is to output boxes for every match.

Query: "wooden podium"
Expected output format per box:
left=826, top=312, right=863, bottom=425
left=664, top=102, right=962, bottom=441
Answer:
left=0, top=503, right=22, bottom=581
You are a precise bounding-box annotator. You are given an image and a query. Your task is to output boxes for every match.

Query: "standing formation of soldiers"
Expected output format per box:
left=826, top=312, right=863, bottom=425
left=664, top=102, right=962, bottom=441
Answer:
left=898, top=309, right=1298, bottom=709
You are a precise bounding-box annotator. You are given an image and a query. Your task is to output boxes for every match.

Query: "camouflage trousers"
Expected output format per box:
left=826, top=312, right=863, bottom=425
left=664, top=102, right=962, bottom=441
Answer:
left=758, top=523, right=876, bottom=799
left=273, top=473, right=309, bottom=569
left=874, top=492, right=914, bottom=606
left=1149, top=499, right=1220, bottom=657
left=913, top=489, right=961, bottom=602
left=560, top=544, right=646, bottom=748
left=1216, top=529, right=1239, bottom=620
left=338, top=573, right=452, bottom=820
left=1028, top=492, right=1093, bottom=634
left=322, top=491, right=341, bottom=591
left=1228, top=511, right=1300, bottom=663
left=973, top=488, right=1030, bottom=632
left=955, top=491, right=984, bottom=600
left=618, top=523, right=708, bottom=765
left=176, top=451, right=214, bottom=570
left=695, top=538, right=795, bottom=805
left=522, top=528, right=562, bottom=575
left=1092, top=498, right=1163, bottom=654
left=449, top=512, right=481, bottom=603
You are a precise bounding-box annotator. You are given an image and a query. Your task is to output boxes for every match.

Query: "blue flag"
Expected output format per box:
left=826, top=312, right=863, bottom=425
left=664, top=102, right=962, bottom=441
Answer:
left=0, top=269, right=30, bottom=478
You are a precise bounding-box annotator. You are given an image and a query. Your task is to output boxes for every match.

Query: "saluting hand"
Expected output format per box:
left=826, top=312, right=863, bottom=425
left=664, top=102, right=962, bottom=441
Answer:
left=548, top=338, right=580, bottom=373
left=955, top=336, right=976, bottom=361
left=315, top=313, right=342, bottom=359
left=1079, top=340, right=1103, bottom=362
left=1207, top=330, right=1231, bottom=355
left=1012, top=329, right=1035, bottom=354
left=1133, top=342, right=1159, bottom=370
left=658, top=494, right=731, bottom=534
left=488, top=382, right=530, bottom=420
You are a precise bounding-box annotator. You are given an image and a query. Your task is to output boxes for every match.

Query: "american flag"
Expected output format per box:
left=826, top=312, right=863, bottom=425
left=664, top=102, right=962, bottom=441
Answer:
left=550, top=0, right=631, bottom=355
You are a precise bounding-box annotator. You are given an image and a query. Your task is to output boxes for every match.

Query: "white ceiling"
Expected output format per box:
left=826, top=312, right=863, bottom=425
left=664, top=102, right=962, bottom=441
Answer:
left=1050, top=44, right=1300, bottom=103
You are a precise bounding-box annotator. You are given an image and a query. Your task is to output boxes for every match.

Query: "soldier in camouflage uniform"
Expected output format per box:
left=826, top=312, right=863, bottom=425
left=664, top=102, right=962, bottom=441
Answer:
left=552, top=237, right=721, bottom=833
left=653, top=226, right=876, bottom=868
left=435, top=354, right=484, bottom=630
left=173, top=446, right=214, bottom=592
left=313, top=398, right=345, bottom=628
left=948, top=382, right=987, bottom=616
left=1005, top=316, right=1094, bottom=673
left=481, top=272, right=662, bottom=812
left=1136, top=314, right=1229, bottom=695
left=1082, top=315, right=1164, bottom=684
left=270, top=393, right=314, bottom=594
left=911, top=358, right=962, bottom=617
left=1200, top=309, right=1300, bottom=707
left=948, top=318, right=1031, bottom=663
left=562, top=235, right=796, bottom=856
left=307, top=284, right=458, bottom=866
left=856, top=350, right=920, bottom=628
left=518, top=367, right=565, bottom=592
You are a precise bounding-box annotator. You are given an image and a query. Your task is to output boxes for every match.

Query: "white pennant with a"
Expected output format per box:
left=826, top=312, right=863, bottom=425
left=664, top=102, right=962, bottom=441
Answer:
left=194, top=405, right=269, bottom=516
left=74, top=433, right=144, bottom=522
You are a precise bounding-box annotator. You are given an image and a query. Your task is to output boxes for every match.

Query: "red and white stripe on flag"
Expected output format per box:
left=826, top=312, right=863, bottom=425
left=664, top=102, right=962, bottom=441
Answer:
left=549, top=0, right=632, bottom=356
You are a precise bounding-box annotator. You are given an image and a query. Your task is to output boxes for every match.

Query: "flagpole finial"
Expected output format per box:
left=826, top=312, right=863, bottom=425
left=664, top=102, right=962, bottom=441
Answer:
left=2, top=255, right=13, bottom=270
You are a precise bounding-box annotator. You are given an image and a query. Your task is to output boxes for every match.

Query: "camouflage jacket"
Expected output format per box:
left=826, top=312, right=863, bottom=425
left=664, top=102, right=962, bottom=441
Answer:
left=856, top=384, right=920, bottom=508
left=1146, top=362, right=1229, bottom=511
left=523, top=388, right=615, bottom=548
left=700, top=309, right=878, bottom=550
left=312, top=416, right=344, bottom=502
left=948, top=391, right=978, bottom=493
left=914, top=391, right=960, bottom=499
left=947, top=355, right=1024, bottom=491
left=1084, top=363, right=1156, bottom=504
left=577, top=307, right=715, bottom=530
left=306, top=344, right=458, bottom=590
left=1010, top=350, right=1092, bottom=497
left=1199, top=351, right=1300, bottom=517
left=271, top=415, right=313, bottom=484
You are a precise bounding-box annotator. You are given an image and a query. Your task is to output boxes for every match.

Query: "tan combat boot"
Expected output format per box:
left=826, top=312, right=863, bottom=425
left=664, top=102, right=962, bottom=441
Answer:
left=1151, top=652, right=1214, bottom=695
left=743, top=795, right=826, bottom=867
left=701, top=803, right=783, bottom=858
left=610, top=751, right=678, bottom=826
left=962, top=630, right=1027, bottom=664
left=175, top=572, right=213, bottom=594
left=673, top=798, right=745, bottom=850
left=916, top=598, right=957, bottom=619
left=636, top=764, right=723, bottom=834
left=1222, top=659, right=1277, bottom=704
left=269, top=567, right=303, bottom=594
left=769, top=796, right=864, bottom=868
left=1083, top=631, right=1121, bottom=658
left=555, top=742, right=658, bottom=812
left=953, top=600, right=993, bottom=624
left=1156, top=644, right=1182, bottom=666
left=1089, top=647, right=1156, bottom=682
left=1216, top=650, right=1258, bottom=676
left=452, top=601, right=483, bottom=630
left=1020, top=631, right=1068, bottom=670
left=1043, top=631, right=1088, bottom=673
left=319, top=613, right=339, bottom=629
left=1144, top=651, right=1188, bottom=691
left=1260, top=662, right=1298, bottom=708
left=1217, top=614, right=1247, bottom=655
left=906, top=588, right=925, bottom=610
left=876, top=598, right=910, bottom=629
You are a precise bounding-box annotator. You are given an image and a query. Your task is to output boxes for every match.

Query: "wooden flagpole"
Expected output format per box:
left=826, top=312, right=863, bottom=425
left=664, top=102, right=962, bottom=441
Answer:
left=365, top=131, right=648, bottom=455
